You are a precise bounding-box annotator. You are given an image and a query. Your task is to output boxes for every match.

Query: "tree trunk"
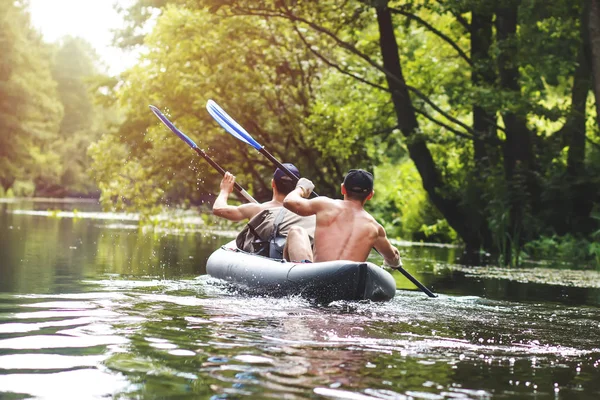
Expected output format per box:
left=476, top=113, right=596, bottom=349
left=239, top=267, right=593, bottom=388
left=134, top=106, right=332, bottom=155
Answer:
left=471, top=9, right=497, bottom=166
left=496, top=4, right=536, bottom=182
left=375, top=4, right=486, bottom=251
left=495, top=2, right=539, bottom=250
left=564, top=0, right=594, bottom=233
left=588, top=0, right=600, bottom=126
left=468, top=8, right=497, bottom=250
left=566, top=46, right=590, bottom=180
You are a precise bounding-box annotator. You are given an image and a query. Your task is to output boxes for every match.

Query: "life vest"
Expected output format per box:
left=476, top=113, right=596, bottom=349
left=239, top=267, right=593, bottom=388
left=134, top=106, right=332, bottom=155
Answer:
left=235, top=207, right=316, bottom=259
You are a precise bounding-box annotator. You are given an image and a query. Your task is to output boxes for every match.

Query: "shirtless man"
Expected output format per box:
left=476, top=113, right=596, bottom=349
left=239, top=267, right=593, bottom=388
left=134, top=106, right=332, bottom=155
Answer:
left=282, top=169, right=401, bottom=268
left=212, top=163, right=300, bottom=221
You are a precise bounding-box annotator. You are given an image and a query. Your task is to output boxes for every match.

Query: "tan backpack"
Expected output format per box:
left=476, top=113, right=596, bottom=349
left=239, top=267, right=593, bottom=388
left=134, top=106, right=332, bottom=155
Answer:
left=235, top=207, right=315, bottom=259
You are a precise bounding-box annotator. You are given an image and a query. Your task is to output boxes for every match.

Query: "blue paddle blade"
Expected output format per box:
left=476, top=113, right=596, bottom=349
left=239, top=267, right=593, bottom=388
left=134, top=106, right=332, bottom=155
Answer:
left=206, top=100, right=262, bottom=150
left=149, top=105, right=198, bottom=149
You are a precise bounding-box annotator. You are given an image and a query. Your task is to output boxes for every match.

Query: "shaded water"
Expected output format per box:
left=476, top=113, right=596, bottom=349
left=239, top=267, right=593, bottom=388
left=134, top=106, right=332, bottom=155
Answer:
left=0, top=200, right=599, bottom=399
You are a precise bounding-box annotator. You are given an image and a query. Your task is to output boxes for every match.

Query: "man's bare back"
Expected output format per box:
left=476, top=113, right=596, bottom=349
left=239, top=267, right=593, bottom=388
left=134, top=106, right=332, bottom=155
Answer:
left=312, top=198, right=380, bottom=262
left=283, top=169, right=400, bottom=267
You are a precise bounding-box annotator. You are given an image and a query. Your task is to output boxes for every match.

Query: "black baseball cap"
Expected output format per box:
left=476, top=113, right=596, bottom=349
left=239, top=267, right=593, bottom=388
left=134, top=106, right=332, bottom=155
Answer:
left=343, top=169, right=373, bottom=193
left=273, top=163, right=300, bottom=182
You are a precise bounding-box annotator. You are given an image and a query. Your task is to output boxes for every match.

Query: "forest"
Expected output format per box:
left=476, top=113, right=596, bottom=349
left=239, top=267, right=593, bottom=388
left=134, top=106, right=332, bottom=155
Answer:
left=2, top=0, right=599, bottom=267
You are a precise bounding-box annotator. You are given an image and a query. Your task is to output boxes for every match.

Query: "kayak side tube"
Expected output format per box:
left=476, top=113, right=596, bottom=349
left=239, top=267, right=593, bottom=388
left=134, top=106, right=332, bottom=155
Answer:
left=206, top=243, right=396, bottom=303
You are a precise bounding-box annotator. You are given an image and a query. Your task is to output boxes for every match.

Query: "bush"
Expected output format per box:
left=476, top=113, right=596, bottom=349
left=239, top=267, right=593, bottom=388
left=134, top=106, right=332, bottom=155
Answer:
left=370, top=159, right=457, bottom=243
left=11, top=180, right=35, bottom=197
left=524, top=234, right=600, bottom=269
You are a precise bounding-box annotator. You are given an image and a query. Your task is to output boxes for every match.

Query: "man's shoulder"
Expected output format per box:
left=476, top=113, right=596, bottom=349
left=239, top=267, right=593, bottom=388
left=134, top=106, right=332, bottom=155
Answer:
left=359, top=209, right=383, bottom=230
left=327, top=198, right=346, bottom=206
left=315, top=197, right=344, bottom=212
left=260, top=201, right=283, bottom=209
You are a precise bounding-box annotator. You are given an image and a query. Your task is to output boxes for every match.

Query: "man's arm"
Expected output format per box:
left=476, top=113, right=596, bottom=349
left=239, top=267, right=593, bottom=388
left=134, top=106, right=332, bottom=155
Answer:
left=283, top=178, right=330, bottom=216
left=373, top=224, right=402, bottom=268
left=212, top=172, right=261, bottom=221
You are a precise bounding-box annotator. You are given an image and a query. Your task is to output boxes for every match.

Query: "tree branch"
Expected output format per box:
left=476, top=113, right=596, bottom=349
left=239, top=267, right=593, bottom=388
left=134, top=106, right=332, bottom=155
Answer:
left=223, top=6, right=504, bottom=144
left=449, top=10, right=471, bottom=32
left=292, top=25, right=390, bottom=93
left=289, top=21, right=483, bottom=139
left=414, top=108, right=475, bottom=141
left=372, top=124, right=400, bottom=137
left=389, top=7, right=473, bottom=67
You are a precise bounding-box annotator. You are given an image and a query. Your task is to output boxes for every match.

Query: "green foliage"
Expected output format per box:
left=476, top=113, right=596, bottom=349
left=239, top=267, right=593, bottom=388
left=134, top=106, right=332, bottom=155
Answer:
left=0, top=3, right=114, bottom=198
left=11, top=180, right=35, bottom=197
left=88, top=134, right=164, bottom=217
left=83, top=0, right=600, bottom=263
left=370, top=159, right=457, bottom=242
left=91, top=2, right=341, bottom=215
left=53, top=37, right=96, bottom=134
left=524, top=234, right=600, bottom=269
left=45, top=36, right=116, bottom=197
left=0, top=1, right=63, bottom=190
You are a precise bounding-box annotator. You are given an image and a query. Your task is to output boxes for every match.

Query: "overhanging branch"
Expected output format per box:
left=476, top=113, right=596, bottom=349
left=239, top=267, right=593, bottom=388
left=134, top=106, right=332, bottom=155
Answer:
left=389, top=7, right=473, bottom=67
left=220, top=5, right=504, bottom=144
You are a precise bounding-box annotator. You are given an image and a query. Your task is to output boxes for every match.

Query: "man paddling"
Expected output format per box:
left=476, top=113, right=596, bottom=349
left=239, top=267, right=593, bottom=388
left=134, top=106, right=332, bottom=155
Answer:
left=282, top=169, right=401, bottom=267
left=212, top=163, right=315, bottom=258
left=213, top=163, right=300, bottom=221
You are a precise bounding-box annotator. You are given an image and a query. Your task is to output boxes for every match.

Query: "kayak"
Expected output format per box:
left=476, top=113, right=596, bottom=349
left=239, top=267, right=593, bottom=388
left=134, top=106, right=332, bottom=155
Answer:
left=206, top=241, right=397, bottom=303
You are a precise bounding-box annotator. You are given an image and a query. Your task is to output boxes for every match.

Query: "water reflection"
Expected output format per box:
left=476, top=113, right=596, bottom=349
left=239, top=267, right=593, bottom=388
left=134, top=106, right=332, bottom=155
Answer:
left=105, top=287, right=600, bottom=398
left=0, top=200, right=600, bottom=399
left=0, top=200, right=226, bottom=294
left=0, top=278, right=599, bottom=398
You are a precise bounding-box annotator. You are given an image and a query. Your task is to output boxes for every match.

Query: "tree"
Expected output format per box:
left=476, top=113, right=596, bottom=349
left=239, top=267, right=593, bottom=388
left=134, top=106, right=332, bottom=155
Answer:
left=99, top=0, right=600, bottom=261
left=0, top=0, right=63, bottom=194
left=91, top=3, right=351, bottom=214
left=193, top=0, right=600, bottom=260
left=48, top=36, right=108, bottom=196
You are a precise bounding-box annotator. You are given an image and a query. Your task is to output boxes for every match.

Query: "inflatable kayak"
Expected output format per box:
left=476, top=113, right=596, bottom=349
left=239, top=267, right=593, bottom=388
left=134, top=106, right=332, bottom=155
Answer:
left=206, top=241, right=397, bottom=303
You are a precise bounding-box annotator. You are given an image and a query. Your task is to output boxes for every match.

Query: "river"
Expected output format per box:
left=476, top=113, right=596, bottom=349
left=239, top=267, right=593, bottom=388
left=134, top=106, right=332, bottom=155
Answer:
left=0, top=199, right=599, bottom=399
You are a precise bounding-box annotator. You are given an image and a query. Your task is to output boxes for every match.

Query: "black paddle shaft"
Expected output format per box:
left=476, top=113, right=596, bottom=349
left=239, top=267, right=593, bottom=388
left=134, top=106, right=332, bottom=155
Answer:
left=149, top=104, right=256, bottom=203
left=395, top=267, right=437, bottom=297
left=194, top=147, right=246, bottom=194
left=258, top=147, right=319, bottom=198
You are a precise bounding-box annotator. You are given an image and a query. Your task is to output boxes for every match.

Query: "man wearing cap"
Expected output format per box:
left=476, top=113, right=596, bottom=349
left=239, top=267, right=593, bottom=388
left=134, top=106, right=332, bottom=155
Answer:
left=213, top=163, right=302, bottom=221
left=282, top=169, right=402, bottom=268
left=213, top=163, right=316, bottom=258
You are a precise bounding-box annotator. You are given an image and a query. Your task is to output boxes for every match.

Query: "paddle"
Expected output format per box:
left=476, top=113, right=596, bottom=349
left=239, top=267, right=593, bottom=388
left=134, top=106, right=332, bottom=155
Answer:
left=205, top=100, right=436, bottom=298
left=390, top=264, right=436, bottom=297
left=148, top=105, right=258, bottom=204
left=206, top=100, right=319, bottom=198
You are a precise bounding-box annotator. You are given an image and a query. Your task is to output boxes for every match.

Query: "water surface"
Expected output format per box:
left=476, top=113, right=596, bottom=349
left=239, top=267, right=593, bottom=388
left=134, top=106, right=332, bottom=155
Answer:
left=0, top=200, right=599, bottom=399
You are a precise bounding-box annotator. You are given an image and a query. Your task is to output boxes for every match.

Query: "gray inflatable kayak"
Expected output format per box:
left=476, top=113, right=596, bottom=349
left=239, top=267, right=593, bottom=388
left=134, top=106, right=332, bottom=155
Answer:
left=206, top=241, right=397, bottom=303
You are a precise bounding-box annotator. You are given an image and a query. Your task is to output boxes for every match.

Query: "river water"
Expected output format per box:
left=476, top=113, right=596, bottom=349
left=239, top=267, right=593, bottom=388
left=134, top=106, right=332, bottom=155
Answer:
left=0, top=199, right=599, bottom=399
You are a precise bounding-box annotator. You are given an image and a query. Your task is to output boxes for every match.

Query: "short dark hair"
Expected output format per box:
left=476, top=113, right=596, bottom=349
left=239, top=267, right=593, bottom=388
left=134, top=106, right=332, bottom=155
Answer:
left=274, top=178, right=296, bottom=195
left=343, top=169, right=373, bottom=202
left=274, top=163, right=300, bottom=195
